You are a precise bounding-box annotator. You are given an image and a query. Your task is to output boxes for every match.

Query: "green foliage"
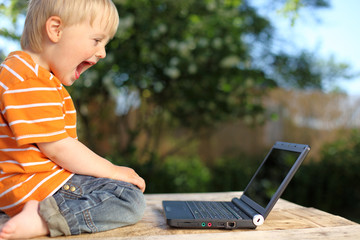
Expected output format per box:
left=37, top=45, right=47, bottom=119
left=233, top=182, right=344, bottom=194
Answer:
left=160, top=156, right=211, bottom=193
left=0, top=0, right=27, bottom=22
left=276, top=0, right=330, bottom=25
left=0, top=0, right=26, bottom=40
left=109, top=153, right=211, bottom=193
left=100, top=0, right=276, bottom=128
left=271, top=50, right=357, bottom=91
left=0, top=50, right=4, bottom=62
left=209, top=154, right=264, bottom=192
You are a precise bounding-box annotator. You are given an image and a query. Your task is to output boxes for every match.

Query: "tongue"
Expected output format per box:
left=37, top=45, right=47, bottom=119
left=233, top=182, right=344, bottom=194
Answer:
left=75, top=69, right=81, bottom=79
left=75, top=63, right=85, bottom=79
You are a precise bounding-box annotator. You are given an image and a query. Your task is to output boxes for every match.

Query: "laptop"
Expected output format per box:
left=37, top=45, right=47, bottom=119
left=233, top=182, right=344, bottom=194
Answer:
left=162, top=141, right=310, bottom=229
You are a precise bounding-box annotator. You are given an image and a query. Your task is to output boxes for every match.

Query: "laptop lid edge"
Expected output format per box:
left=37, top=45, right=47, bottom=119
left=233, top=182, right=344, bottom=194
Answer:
left=239, top=142, right=311, bottom=219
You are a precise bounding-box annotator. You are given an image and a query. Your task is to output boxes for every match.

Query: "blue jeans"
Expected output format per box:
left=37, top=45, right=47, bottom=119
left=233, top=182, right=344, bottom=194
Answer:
left=38, top=174, right=146, bottom=237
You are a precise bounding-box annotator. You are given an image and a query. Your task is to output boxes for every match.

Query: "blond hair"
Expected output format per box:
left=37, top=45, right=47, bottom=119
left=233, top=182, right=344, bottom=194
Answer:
left=21, top=0, right=119, bottom=52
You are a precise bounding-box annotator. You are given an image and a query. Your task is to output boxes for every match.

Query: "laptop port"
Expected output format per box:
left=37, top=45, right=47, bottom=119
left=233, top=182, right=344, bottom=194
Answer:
left=218, top=222, right=225, bottom=227
left=226, top=222, right=236, bottom=229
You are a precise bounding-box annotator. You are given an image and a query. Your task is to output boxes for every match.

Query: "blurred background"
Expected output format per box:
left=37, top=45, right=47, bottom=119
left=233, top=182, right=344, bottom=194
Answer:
left=1, top=0, right=359, bottom=223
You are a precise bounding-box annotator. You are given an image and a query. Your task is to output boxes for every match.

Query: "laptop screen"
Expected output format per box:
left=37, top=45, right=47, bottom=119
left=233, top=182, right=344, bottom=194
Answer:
left=242, top=148, right=301, bottom=208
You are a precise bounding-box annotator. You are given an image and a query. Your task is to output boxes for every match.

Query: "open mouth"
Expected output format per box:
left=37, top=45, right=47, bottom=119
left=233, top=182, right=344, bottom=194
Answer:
left=75, top=61, right=95, bottom=79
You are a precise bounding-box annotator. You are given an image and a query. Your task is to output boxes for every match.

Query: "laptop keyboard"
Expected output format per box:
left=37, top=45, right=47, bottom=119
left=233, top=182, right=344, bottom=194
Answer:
left=186, top=201, right=243, bottom=219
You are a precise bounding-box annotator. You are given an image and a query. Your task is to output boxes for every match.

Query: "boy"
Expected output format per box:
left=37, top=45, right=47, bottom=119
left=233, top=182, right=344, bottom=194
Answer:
left=0, top=0, right=146, bottom=239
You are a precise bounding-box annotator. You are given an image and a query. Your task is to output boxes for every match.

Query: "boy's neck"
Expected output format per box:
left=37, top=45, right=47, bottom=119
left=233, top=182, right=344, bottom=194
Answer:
left=23, top=49, right=50, bottom=72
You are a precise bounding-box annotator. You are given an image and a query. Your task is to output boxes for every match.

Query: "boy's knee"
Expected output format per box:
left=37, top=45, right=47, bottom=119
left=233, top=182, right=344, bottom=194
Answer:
left=131, top=189, right=146, bottom=223
left=122, top=187, right=146, bottom=224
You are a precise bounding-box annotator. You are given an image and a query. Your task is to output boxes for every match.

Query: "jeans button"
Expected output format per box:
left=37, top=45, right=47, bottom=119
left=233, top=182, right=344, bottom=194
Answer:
left=70, top=186, right=76, bottom=192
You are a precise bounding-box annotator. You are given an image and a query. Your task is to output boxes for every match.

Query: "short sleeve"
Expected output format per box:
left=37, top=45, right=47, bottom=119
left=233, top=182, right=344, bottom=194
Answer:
left=1, top=78, right=69, bottom=146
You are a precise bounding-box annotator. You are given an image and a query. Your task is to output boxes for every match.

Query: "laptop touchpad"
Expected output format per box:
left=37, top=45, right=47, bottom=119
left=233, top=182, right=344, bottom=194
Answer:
left=164, top=201, right=194, bottom=219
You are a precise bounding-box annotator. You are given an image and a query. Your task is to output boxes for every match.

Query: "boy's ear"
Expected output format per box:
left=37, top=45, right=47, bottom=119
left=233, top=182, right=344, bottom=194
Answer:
left=46, top=16, right=63, bottom=43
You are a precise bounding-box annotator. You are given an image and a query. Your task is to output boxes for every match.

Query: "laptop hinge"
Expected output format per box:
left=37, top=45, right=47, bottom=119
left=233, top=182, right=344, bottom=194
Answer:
left=231, top=198, right=264, bottom=226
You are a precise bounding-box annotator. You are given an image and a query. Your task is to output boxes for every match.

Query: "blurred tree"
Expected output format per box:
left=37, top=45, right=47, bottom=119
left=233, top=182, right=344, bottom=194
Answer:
left=1, top=0, right=355, bottom=163
left=98, top=0, right=277, bottom=160
left=270, top=50, right=356, bottom=91
left=0, top=0, right=26, bottom=39
left=0, top=49, right=4, bottom=62
left=267, top=0, right=330, bottom=25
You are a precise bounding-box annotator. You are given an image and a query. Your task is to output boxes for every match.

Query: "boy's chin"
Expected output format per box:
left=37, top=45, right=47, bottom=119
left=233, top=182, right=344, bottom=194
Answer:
left=60, top=78, right=76, bottom=86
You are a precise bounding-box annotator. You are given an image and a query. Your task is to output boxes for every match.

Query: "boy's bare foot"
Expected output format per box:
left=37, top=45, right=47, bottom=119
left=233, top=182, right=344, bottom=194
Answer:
left=0, top=200, right=49, bottom=239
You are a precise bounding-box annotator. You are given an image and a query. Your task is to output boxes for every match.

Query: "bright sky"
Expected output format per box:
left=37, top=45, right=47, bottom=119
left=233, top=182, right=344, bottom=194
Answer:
left=1, top=0, right=359, bottom=95
left=267, top=0, right=360, bottom=96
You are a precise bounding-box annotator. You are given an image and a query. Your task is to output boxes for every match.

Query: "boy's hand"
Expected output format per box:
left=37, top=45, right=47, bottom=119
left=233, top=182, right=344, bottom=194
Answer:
left=111, top=166, right=146, bottom=192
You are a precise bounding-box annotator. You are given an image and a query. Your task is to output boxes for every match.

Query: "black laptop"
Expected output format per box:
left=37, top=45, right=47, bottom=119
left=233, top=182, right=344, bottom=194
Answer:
left=162, top=141, right=310, bottom=229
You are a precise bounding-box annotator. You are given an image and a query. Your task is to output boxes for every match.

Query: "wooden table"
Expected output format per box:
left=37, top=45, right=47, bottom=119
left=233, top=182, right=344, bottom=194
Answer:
left=1, top=192, right=359, bottom=239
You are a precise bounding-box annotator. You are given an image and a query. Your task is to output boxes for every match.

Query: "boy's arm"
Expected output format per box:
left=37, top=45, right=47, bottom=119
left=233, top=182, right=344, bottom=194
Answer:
left=37, top=137, right=145, bottom=192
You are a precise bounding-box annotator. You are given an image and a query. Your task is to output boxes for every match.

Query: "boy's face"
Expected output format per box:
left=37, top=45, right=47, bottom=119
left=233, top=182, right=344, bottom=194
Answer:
left=48, top=16, right=111, bottom=86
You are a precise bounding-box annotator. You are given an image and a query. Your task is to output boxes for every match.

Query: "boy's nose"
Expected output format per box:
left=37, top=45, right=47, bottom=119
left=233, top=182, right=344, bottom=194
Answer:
left=96, top=47, right=106, bottom=59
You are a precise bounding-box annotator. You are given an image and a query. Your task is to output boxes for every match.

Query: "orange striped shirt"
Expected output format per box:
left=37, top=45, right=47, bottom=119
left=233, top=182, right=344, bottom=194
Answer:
left=0, top=51, right=74, bottom=216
